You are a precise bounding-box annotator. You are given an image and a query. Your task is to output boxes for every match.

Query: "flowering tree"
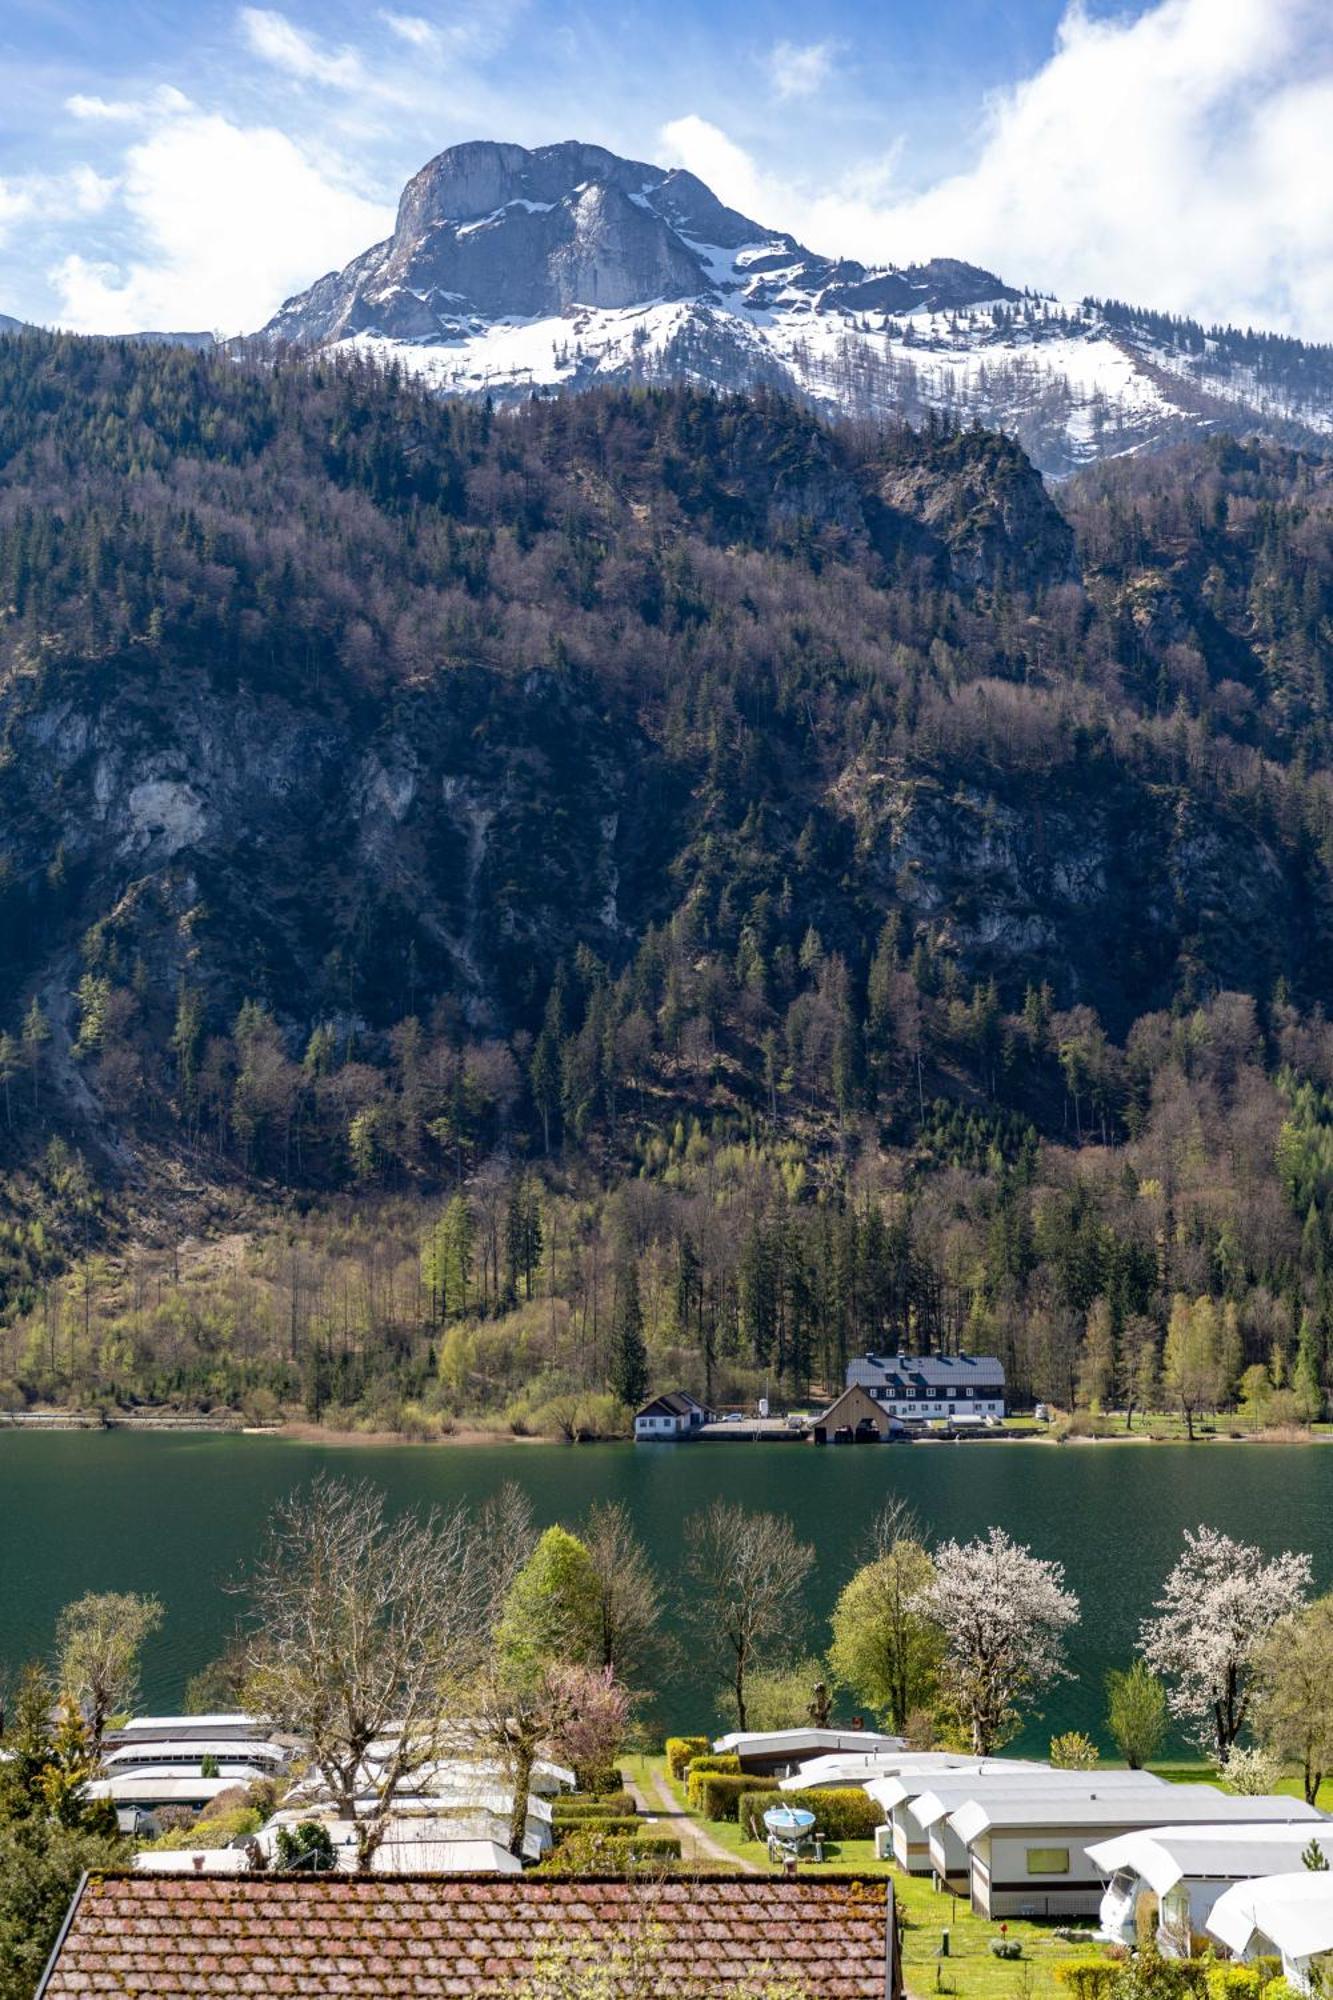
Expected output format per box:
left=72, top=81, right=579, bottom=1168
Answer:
left=1138, top=1525, right=1312, bottom=1762
left=545, top=1665, right=633, bottom=1776
left=913, top=1527, right=1080, bottom=1753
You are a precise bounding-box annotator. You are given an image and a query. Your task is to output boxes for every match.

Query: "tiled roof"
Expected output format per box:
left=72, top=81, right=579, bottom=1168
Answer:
left=40, top=1871, right=892, bottom=1999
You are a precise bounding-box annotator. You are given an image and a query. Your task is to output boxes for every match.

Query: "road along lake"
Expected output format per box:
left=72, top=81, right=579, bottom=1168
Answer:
left=3, top=1432, right=1330, bottom=1749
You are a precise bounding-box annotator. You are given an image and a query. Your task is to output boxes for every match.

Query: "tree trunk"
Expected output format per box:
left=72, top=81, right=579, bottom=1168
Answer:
left=507, top=1737, right=536, bottom=1859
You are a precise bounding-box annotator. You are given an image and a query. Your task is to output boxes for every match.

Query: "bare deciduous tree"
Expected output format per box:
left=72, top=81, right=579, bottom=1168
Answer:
left=237, top=1475, right=482, bottom=1870
left=583, top=1500, right=664, bottom=1689
left=680, top=1501, right=814, bottom=1731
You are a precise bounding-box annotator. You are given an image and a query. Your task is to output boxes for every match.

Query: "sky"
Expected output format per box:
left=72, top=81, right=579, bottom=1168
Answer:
left=3, top=0, right=1333, bottom=342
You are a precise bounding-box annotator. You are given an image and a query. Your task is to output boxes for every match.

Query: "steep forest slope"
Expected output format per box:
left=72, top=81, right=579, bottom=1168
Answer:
left=3, top=332, right=1333, bottom=1422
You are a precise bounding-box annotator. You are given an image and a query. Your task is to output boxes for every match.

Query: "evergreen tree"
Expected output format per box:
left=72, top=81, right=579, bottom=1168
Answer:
left=609, top=1261, right=648, bottom=1410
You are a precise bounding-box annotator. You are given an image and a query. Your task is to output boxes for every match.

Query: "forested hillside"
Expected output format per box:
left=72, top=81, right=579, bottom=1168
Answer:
left=3, top=332, right=1333, bottom=1429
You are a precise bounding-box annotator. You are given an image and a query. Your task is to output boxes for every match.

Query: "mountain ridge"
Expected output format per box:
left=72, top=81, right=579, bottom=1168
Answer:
left=252, top=137, right=1333, bottom=478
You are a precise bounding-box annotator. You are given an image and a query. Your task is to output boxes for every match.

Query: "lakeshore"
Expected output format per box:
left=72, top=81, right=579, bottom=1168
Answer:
left=4, top=1407, right=1332, bottom=1447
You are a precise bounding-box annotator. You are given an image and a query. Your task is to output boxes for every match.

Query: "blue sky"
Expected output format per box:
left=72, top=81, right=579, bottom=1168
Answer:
left=3, top=0, right=1333, bottom=340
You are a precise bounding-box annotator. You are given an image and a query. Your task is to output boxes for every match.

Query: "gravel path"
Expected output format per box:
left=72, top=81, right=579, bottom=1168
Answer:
left=627, top=1764, right=762, bottom=1875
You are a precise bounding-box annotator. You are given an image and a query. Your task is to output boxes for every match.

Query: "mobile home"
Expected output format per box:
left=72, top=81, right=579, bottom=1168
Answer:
left=1208, top=1872, right=1333, bottom=1992
left=866, top=1763, right=1051, bottom=1874
left=1088, top=1825, right=1333, bottom=1953
left=912, top=1771, right=1169, bottom=1891
left=713, top=1728, right=904, bottom=1779
left=782, top=1750, right=979, bottom=1793
left=952, top=1791, right=1325, bottom=1921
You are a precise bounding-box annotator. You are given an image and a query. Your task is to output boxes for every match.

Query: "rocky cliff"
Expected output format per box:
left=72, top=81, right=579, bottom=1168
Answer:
left=253, top=138, right=1333, bottom=479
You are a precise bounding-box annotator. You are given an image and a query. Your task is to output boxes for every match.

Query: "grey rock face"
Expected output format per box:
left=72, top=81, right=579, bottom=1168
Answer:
left=257, top=136, right=1010, bottom=348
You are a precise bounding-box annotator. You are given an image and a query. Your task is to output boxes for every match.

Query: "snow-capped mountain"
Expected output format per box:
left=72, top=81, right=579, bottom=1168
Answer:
left=255, top=139, right=1333, bottom=478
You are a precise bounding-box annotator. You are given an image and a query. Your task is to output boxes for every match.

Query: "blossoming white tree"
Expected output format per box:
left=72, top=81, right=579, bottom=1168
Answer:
left=913, top=1526, right=1080, bottom=1753
left=1138, top=1524, right=1312, bottom=1763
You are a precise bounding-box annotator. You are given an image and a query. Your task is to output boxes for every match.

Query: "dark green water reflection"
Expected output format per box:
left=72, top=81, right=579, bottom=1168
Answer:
left=2, top=1434, right=1325, bottom=1749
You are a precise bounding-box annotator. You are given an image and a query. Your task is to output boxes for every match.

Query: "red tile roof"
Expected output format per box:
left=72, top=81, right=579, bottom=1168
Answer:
left=39, top=1871, right=892, bottom=1998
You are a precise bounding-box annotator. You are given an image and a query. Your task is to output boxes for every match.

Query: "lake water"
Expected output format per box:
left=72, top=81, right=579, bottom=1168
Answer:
left=3, top=1433, right=1330, bottom=1751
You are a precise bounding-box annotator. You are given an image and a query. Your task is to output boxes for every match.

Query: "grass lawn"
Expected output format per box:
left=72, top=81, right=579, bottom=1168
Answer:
left=636, top=1757, right=1109, bottom=2000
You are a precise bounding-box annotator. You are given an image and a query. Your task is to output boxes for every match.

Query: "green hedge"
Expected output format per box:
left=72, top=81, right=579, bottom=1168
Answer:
left=684, top=1753, right=741, bottom=1778
left=688, top=1772, right=755, bottom=1821
left=574, top=1765, right=625, bottom=1796
left=552, top=1794, right=635, bottom=1820
left=540, top=1830, right=682, bottom=1873
left=666, top=1736, right=710, bottom=1781
left=736, top=1787, right=885, bottom=1842
left=597, top=1834, right=683, bottom=1862
left=552, top=1815, right=641, bottom=1844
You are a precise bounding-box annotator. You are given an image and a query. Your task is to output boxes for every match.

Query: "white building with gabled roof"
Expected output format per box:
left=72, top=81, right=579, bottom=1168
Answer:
left=845, top=1352, right=1005, bottom=1420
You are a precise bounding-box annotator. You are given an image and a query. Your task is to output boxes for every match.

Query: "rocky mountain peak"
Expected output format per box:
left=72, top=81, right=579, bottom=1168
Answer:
left=252, top=136, right=1333, bottom=479
left=394, top=139, right=664, bottom=237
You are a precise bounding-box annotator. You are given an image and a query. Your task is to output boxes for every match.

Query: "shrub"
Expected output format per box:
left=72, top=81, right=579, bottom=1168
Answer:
left=143, top=1806, right=261, bottom=1851
left=552, top=1795, right=635, bottom=1819
left=1222, top=1746, right=1283, bottom=1795
left=573, top=1765, right=625, bottom=1797
left=683, top=1754, right=741, bottom=1778
left=597, top=1834, right=682, bottom=1862
left=1053, top=1963, right=1118, bottom=2000
left=665, top=1736, right=710, bottom=1781
left=274, top=1820, right=335, bottom=1872
left=688, top=1773, right=755, bottom=1821
left=552, top=1816, right=641, bottom=1844
left=539, top=1828, right=681, bottom=1873
left=1050, top=1732, right=1100, bottom=1770
left=736, top=1788, right=884, bottom=1842
left=1208, top=1968, right=1263, bottom=2000
left=1261, top=1982, right=1302, bottom=2000
left=684, top=1762, right=743, bottom=1810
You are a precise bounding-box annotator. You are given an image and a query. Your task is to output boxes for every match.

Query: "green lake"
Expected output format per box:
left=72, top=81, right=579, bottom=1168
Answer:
left=3, top=1433, right=1329, bottom=1750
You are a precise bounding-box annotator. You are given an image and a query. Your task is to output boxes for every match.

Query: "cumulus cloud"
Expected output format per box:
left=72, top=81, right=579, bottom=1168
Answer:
left=767, top=39, right=839, bottom=102
left=660, top=116, right=771, bottom=222
left=50, top=110, right=392, bottom=334
left=668, top=0, right=1333, bottom=339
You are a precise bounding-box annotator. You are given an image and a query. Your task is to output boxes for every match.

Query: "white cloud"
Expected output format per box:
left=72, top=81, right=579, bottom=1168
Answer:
left=667, top=0, right=1333, bottom=340
left=0, top=165, right=117, bottom=251
left=767, top=39, right=838, bottom=102
left=378, top=11, right=437, bottom=49
left=66, top=86, right=191, bottom=123
left=50, top=110, right=392, bottom=335
left=239, top=8, right=367, bottom=89
left=660, top=116, right=771, bottom=222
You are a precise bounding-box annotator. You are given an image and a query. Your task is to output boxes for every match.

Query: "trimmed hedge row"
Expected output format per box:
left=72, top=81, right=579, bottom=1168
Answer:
left=551, top=1795, right=635, bottom=1820
left=551, top=1815, right=641, bottom=1844
left=736, top=1787, right=885, bottom=1842
left=574, top=1765, right=625, bottom=1796
left=540, top=1830, right=683, bottom=1873
left=600, top=1834, right=682, bottom=1861
left=666, top=1736, right=710, bottom=1781
left=684, top=1753, right=741, bottom=1778
left=687, top=1773, right=755, bottom=1821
